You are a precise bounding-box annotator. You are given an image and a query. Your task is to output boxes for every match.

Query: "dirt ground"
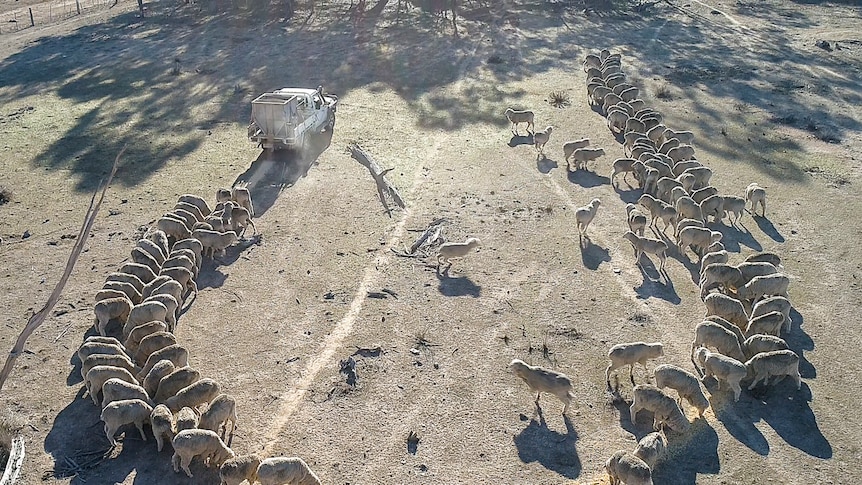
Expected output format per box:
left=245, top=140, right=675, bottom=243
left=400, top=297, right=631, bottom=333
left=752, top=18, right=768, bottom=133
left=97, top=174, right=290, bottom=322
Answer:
left=0, top=0, right=861, bottom=483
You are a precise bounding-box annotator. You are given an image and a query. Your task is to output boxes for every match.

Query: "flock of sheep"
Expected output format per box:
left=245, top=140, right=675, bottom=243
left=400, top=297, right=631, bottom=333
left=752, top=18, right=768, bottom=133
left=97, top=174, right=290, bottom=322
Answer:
left=505, top=49, right=801, bottom=485
left=84, top=189, right=321, bottom=484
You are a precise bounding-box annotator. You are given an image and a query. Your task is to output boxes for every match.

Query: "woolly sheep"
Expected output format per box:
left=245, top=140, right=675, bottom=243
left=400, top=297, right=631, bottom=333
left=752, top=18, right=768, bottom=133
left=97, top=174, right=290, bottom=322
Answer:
left=80, top=353, right=137, bottom=381
left=159, top=266, right=198, bottom=299
left=610, top=158, right=638, bottom=186
left=173, top=238, right=204, bottom=271
left=143, top=359, right=176, bottom=398
left=583, top=54, right=602, bottom=71
left=192, top=229, right=239, bottom=259
left=125, top=320, right=169, bottom=357
left=158, top=216, right=192, bottom=242
left=654, top=364, right=709, bottom=418
left=745, top=182, right=767, bottom=216
left=174, top=201, right=206, bottom=223
left=533, top=126, right=553, bottom=154
left=575, top=198, right=601, bottom=238
left=630, top=384, right=689, bottom=433
left=82, top=335, right=126, bottom=349
left=625, top=204, right=648, bottom=236
left=744, top=350, right=801, bottom=390
left=667, top=144, right=696, bottom=163
left=105, top=271, right=146, bottom=295
left=142, top=294, right=179, bottom=332
left=678, top=227, right=722, bottom=258
left=136, top=331, right=179, bottom=365
left=163, top=252, right=198, bottom=280
left=606, top=342, right=664, bottom=386
left=563, top=139, right=590, bottom=163
left=682, top=166, right=712, bottom=190
left=509, top=359, right=574, bottom=414
left=165, top=378, right=221, bottom=413
left=136, top=238, right=167, bottom=266
left=102, top=281, right=142, bottom=305
left=735, top=261, right=779, bottom=287
left=704, top=315, right=746, bottom=347
left=94, top=296, right=133, bottom=336
left=155, top=366, right=202, bottom=404
left=175, top=406, right=200, bottom=433
left=736, top=273, right=790, bottom=302
left=148, top=280, right=184, bottom=313
left=570, top=147, right=606, bottom=172
left=638, top=194, right=676, bottom=233
left=622, top=231, right=668, bottom=272
left=721, top=195, right=747, bottom=225
left=663, top=128, right=695, bottom=145
left=101, top=378, right=153, bottom=409
left=130, top=247, right=162, bottom=275
left=690, top=321, right=745, bottom=363
left=674, top=218, right=703, bottom=241
left=220, top=454, right=262, bottom=485
left=751, top=295, right=793, bottom=333
left=745, top=311, right=785, bottom=338
left=672, top=160, right=702, bottom=178
left=141, top=275, right=173, bottom=300
left=694, top=347, right=746, bottom=401
left=145, top=229, right=171, bottom=260
left=703, top=293, right=748, bottom=330
left=605, top=450, right=653, bottom=485
left=171, top=429, right=235, bottom=478
left=437, top=237, right=481, bottom=268
left=123, top=301, right=169, bottom=339
left=256, top=456, right=322, bottom=485
left=85, top=365, right=138, bottom=406
left=119, top=262, right=158, bottom=285
left=177, top=194, right=213, bottom=217
left=199, top=394, right=238, bottom=441
left=655, top=177, right=682, bottom=202
left=95, top=289, right=132, bottom=305
left=151, top=404, right=175, bottom=453
left=101, top=398, right=153, bottom=446
left=216, top=188, right=233, bottom=204
left=504, top=108, right=535, bottom=135
left=743, top=334, right=789, bottom=360
left=669, top=186, right=688, bottom=205
left=228, top=205, right=257, bottom=237
left=633, top=432, right=667, bottom=469
left=138, top=344, right=190, bottom=381
left=676, top=172, right=696, bottom=193
left=745, top=252, right=782, bottom=267
left=699, top=195, right=724, bottom=223
left=78, top=341, right=129, bottom=363
left=699, top=263, right=743, bottom=298
left=690, top=186, right=718, bottom=204
left=674, top=196, right=703, bottom=223
left=607, top=110, right=629, bottom=134
left=625, top=116, right=646, bottom=134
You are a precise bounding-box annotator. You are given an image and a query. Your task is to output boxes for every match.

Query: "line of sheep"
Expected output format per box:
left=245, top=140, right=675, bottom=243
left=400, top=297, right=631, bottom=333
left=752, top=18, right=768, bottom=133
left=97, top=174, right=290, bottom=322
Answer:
left=86, top=189, right=321, bottom=484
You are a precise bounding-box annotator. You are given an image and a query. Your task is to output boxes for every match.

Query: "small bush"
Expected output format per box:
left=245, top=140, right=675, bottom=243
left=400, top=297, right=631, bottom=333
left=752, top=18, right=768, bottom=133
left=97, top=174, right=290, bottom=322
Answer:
left=0, top=185, right=11, bottom=205
left=548, top=90, right=571, bottom=108
left=654, top=83, right=672, bottom=99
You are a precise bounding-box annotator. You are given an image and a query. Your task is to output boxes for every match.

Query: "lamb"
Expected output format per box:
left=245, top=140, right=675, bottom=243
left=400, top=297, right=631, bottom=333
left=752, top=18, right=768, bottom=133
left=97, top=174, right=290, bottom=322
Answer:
left=436, top=237, right=481, bottom=268
left=122, top=301, right=169, bottom=339
left=570, top=147, right=606, bottom=171
left=177, top=194, right=213, bottom=217
left=142, top=294, right=179, bottom=332
left=80, top=353, right=138, bottom=381
left=256, top=457, right=322, bottom=485
left=743, top=334, right=789, bottom=360
left=605, top=450, right=653, bottom=485
left=135, top=331, right=179, bottom=365
left=690, top=321, right=745, bottom=363
left=164, top=378, right=221, bottom=413
left=154, top=366, right=202, bottom=404
left=745, top=182, right=767, bottom=217
left=745, top=311, right=786, bottom=338
left=533, top=126, right=553, bottom=154
left=606, top=342, right=664, bottom=386
left=735, top=273, right=790, bottom=302
left=192, top=229, right=239, bottom=259
left=157, top=216, right=192, bottom=242
left=694, top=347, right=746, bottom=401
left=219, top=454, right=262, bottom=485
left=622, top=231, right=668, bottom=272
left=159, top=266, right=198, bottom=299
left=151, top=404, right=175, bottom=452
left=136, top=238, right=167, bottom=266
left=638, top=194, right=676, bottom=233
left=575, top=198, right=601, bottom=238
left=94, top=296, right=133, bottom=336
left=504, top=108, right=535, bottom=135
left=228, top=206, right=256, bottom=237
left=101, top=398, right=153, bottom=446
left=610, top=158, right=638, bottom=186
left=130, top=247, right=162, bottom=275
left=102, top=281, right=142, bottom=305
left=750, top=295, right=793, bottom=333
left=625, top=204, right=648, bottom=236
left=85, top=365, right=138, bottom=406
left=745, top=252, right=782, bottom=268
left=119, top=262, right=158, bottom=285
left=124, top=320, right=169, bottom=357
left=652, top=365, right=709, bottom=420
left=562, top=139, right=590, bottom=164
left=633, top=431, right=667, bottom=469
left=143, top=359, right=176, bottom=398
left=138, top=344, right=190, bottom=381
left=678, top=226, right=722, bottom=259
left=171, top=429, right=235, bottom=478
left=721, top=195, right=747, bottom=225
left=744, top=350, right=801, bottom=390
left=175, top=406, right=200, bottom=433
left=199, top=394, right=238, bottom=441
left=703, top=293, right=748, bottom=330
left=101, top=378, right=153, bottom=409
left=508, top=359, right=574, bottom=415
left=630, top=384, right=690, bottom=433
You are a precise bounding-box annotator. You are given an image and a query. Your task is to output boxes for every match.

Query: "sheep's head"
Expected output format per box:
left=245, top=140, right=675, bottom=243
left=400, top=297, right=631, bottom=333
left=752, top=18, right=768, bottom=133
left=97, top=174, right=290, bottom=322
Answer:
left=590, top=198, right=601, bottom=208
left=465, top=237, right=482, bottom=248
left=508, top=359, right=526, bottom=374
left=694, top=346, right=708, bottom=365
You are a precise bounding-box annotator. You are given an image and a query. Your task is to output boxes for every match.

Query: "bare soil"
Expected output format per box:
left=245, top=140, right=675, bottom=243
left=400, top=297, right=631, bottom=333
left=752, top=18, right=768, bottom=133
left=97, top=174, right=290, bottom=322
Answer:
left=0, top=0, right=861, bottom=483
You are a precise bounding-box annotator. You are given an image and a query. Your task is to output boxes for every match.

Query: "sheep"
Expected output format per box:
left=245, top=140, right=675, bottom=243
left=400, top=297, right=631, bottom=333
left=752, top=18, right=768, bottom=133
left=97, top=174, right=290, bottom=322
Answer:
left=630, top=384, right=690, bottom=433
left=669, top=186, right=688, bottom=205
left=575, top=198, right=601, bottom=238
left=735, top=261, right=779, bottom=287
left=591, top=86, right=613, bottom=107
left=504, top=108, right=535, bottom=135
left=171, top=429, right=235, bottom=478
left=175, top=406, right=200, bottom=433
left=82, top=335, right=126, bottom=349
left=163, top=252, right=198, bottom=280
left=735, top=273, right=790, bottom=302
left=154, top=366, right=202, bottom=404
left=638, top=194, right=676, bottom=233
left=533, top=126, right=553, bottom=154
left=216, top=188, right=233, bottom=204
left=138, top=344, right=190, bottom=382
left=690, top=321, right=745, bottom=363
left=672, top=160, right=702, bottom=178
left=159, top=266, right=198, bottom=299
left=744, top=350, right=801, bottom=390
left=143, top=359, right=175, bottom=398
left=743, top=334, right=789, bottom=360
left=663, top=128, right=695, bottom=145
left=678, top=226, right=722, bottom=259
left=607, top=110, right=629, bottom=134
left=625, top=204, right=648, bottom=236
left=703, top=292, right=749, bottom=331
left=625, top=116, right=646, bottom=134
left=700, top=263, right=743, bottom=298
left=101, top=378, right=152, bottom=409
left=563, top=139, right=590, bottom=164
left=228, top=205, right=256, bottom=237
left=177, top=194, right=213, bottom=217
left=80, top=353, right=138, bottom=381
left=256, top=457, right=322, bottom=485
left=745, top=252, right=782, bottom=267
left=141, top=275, right=174, bottom=300
left=436, top=237, right=481, bottom=268
left=674, top=196, right=703, bottom=223
left=620, top=86, right=640, bottom=103
left=721, top=195, right=747, bottom=225
left=101, top=398, right=153, bottom=446
left=633, top=431, right=667, bottom=469
left=745, top=182, right=767, bottom=216
left=125, top=320, right=169, bottom=357
left=95, top=289, right=132, bottom=306
left=130, top=247, right=162, bottom=275
left=570, top=147, right=606, bottom=171
left=192, top=229, right=239, bottom=259
left=606, top=342, right=664, bottom=386
left=165, top=378, right=221, bottom=413
left=136, top=238, right=167, bottom=266
left=658, top=138, right=679, bottom=155
left=85, top=365, right=138, bottom=406
left=622, top=231, right=668, bottom=273
left=699, top=195, right=724, bottom=223
left=751, top=295, right=793, bottom=333
left=102, top=280, right=142, bottom=305
left=694, top=347, right=746, bottom=401
left=118, top=262, right=158, bottom=285
left=135, top=331, right=179, bottom=365
left=148, top=280, right=184, bottom=313
left=655, top=177, right=682, bottom=202
left=652, top=364, right=709, bottom=419
left=605, top=450, right=653, bottom=485
left=674, top=218, right=704, bottom=241
left=704, top=315, right=746, bottom=347
left=610, top=158, right=638, bottom=186
left=145, top=229, right=171, bottom=259
left=220, top=454, right=262, bottom=485
left=151, top=404, right=175, bottom=452
left=174, top=201, right=206, bottom=223
left=667, top=144, right=696, bottom=163
left=94, top=296, right=133, bottom=336
left=199, top=394, right=238, bottom=441
left=508, top=359, right=574, bottom=414
left=643, top=168, right=661, bottom=196
left=77, top=341, right=129, bottom=363
left=682, top=166, right=713, bottom=190
left=158, top=216, right=192, bottom=242
left=122, top=301, right=169, bottom=339
left=745, top=311, right=786, bottom=338
left=173, top=238, right=204, bottom=272
left=584, top=54, right=602, bottom=71
left=690, top=186, right=718, bottom=204
left=142, top=294, right=179, bottom=332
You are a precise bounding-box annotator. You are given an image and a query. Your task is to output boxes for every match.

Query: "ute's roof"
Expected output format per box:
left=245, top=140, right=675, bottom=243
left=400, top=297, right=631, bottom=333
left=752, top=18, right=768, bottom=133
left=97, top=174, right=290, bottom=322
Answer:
left=271, top=87, right=318, bottom=96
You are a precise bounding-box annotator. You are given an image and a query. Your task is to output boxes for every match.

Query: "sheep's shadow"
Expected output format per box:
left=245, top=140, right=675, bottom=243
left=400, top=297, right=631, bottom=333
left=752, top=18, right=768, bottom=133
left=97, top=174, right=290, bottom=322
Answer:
left=579, top=238, right=610, bottom=270
left=508, top=134, right=533, bottom=147
left=713, top=222, right=763, bottom=253
left=212, top=234, right=262, bottom=267
left=566, top=167, right=610, bottom=188
left=786, top=307, right=816, bottom=379
left=652, top=418, right=720, bottom=484
left=435, top=269, right=482, bottom=297
left=513, top=407, right=581, bottom=479
left=536, top=155, right=558, bottom=174
left=633, top=257, right=681, bottom=304
left=752, top=214, right=785, bottom=242
left=195, top=263, right=228, bottom=291
left=613, top=184, right=642, bottom=204
left=707, top=384, right=770, bottom=456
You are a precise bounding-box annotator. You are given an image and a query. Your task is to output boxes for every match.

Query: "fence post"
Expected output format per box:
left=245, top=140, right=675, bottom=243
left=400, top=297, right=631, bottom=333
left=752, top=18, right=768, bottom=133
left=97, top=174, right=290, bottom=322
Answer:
left=29, top=8, right=35, bottom=26
left=76, top=0, right=81, bottom=14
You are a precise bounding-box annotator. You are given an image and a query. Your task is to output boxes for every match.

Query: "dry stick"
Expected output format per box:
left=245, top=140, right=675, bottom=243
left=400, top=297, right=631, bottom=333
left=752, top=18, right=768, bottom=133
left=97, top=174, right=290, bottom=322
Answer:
left=0, top=147, right=123, bottom=394
left=347, top=143, right=405, bottom=217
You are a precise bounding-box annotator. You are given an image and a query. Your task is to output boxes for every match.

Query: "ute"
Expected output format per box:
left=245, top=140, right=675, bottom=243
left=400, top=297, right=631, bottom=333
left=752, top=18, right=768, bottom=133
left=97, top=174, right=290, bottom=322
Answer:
left=247, top=86, right=337, bottom=151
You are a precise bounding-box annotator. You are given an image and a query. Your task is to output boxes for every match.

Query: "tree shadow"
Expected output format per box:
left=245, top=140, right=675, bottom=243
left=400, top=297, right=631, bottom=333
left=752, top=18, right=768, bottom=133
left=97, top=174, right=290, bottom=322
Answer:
left=566, top=167, right=610, bottom=188
left=579, top=238, right=610, bottom=271
left=435, top=268, right=482, bottom=297
left=508, top=134, right=534, bottom=147
left=536, top=155, right=558, bottom=174
left=512, top=407, right=581, bottom=479
left=752, top=214, right=785, bottom=243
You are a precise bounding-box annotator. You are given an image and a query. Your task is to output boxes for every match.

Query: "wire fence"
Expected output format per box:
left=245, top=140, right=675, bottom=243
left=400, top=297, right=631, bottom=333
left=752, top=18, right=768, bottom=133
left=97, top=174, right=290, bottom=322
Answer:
left=0, top=0, right=132, bottom=35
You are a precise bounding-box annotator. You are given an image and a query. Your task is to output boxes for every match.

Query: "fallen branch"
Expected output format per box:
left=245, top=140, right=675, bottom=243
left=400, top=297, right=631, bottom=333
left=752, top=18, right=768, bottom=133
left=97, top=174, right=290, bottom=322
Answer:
left=347, top=143, right=405, bottom=217
left=0, top=147, right=123, bottom=394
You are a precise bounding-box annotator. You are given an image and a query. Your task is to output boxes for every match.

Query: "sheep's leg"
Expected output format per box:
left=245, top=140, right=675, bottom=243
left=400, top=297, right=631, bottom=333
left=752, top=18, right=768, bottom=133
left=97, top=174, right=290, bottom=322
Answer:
left=629, top=401, right=640, bottom=423
left=171, top=452, right=181, bottom=473
left=135, top=420, right=147, bottom=441
left=155, top=433, right=164, bottom=452
left=105, top=423, right=117, bottom=446
left=731, top=381, right=742, bottom=402
left=535, top=392, right=541, bottom=403
left=628, top=364, right=635, bottom=384
left=605, top=363, right=619, bottom=386
left=181, top=455, right=194, bottom=477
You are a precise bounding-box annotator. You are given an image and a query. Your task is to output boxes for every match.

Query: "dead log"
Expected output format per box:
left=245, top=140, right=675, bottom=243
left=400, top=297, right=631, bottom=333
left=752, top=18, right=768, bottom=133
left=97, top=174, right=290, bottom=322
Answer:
left=348, top=143, right=405, bottom=217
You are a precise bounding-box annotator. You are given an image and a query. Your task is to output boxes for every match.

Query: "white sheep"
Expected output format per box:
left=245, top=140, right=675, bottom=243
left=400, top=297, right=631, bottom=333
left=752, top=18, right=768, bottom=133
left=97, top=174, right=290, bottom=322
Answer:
left=105, top=271, right=146, bottom=294
left=173, top=237, right=204, bottom=272
left=633, top=431, right=667, bottom=469
left=77, top=341, right=129, bottom=364
left=622, top=231, right=668, bottom=272
left=745, top=182, right=767, bottom=217
left=690, top=321, right=745, bottom=364
left=735, top=273, right=790, bottom=302
left=744, top=350, right=801, bottom=390
left=228, top=205, right=256, bottom=237
left=150, top=403, right=175, bottom=453
left=607, top=110, right=629, bottom=135
left=164, top=378, right=221, bottom=413
left=94, top=296, right=133, bottom=337
left=630, top=384, right=690, bottom=433
left=177, top=194, right=213, bottom=217
left=130, top=247, right=161, bottom=276
left=638, top=194, right=676, bottom=233
left=159, top=266, right=198, bottom=299
left=504, top=108, right=535, bottom=135
left=142, top=294, right=179, bottom=332
left=745, top=311, right=786, bottom=338
left=231, top=186, right=255, bottom=218
left=436, top=237, right=481, bottom=269
left=174, top=201, right=206, bottom=223
left=148, top=280, right=184, bottom=315
left=575, top=198, right=601, bottom=238
left=119, top=262, right=158, bottom=286
left=694, top=347, right=746, bottom=402
left=721, top=195, right=747, bottom=225
left=674, top=218, right=703, bottom=241
left=750, top=295, right=793, bottom=333
left=653, top=364, right=709, bottom=418
left=562, top=139, right=590, bottom=163
left=143, top=359, right=176, bottom=399
left=80, top=353, right=137, bottom=381
left=745, top=252, right=782, bottom=267
left=175, top=406, right=200, bottom=433
left=570, top=147, right=606, bottom=172
left=100, top=398, right=153, bottom=446
left=605, top=450, right=653, bottom=485
left=155, top=366, right=202, bottom=404
left=625, top=204, right=648, bottom=237
left=192, top=229, right=239, bottom=259
left=703, top=293, right=748, bottom=331
left=663, top=128, right=695, bottom=145
left=682, top=166, right=712, bottom=190
left=83, top=335, right=126, bottom=348
left=606, top=342, right=664, bottom=386
left=533, top=126, right=553, bottom=154
left=735, top=261, right=778, bottom=286
left=101, top=378, right=153, bottom=409
left=678, top=226, right=722, bottom=259
left=102, top=281, right=143, bottom=305
left=699, top=263, right=743, bottom=298
left=125, top=320, right=169, bottom=357
left=135, top=331, right=179, bottom=365
left=171, top=429, right=235, bottom=478
left=743, top=334, right=789, bottom=360
left=199, top=393, right=238, bottom=441
left=674, top=196, right=703, bottom=223
left=509, top=359, right=574, bottom=415
left=122, top=301, right=169, bottom=340
left=699, top=195, right=724, bottom=223
left=220, top=454, right=262, bottom=485
left=690, top=185, right=718, bottom=204
left=163, top=251, right=198, bottom=280
left=157, top=216, right=193, bottom=242
left=256, top=456, right=322, bottom=485
left=610, top=158, right=637, bottom=186
left=138, top=344, right=190, bottom=381
left=144, top=229, right=171, bottom=260
left=704, top=315, right=746, bottom=348
left=136, top=238, right=167, bottom=266
left=85, top=365, right=138, bottom=406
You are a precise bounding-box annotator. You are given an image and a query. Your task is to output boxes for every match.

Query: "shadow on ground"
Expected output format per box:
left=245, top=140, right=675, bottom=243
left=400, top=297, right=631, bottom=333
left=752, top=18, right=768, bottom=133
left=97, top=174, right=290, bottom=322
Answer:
left=513, top=407, right=581, bottom=479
